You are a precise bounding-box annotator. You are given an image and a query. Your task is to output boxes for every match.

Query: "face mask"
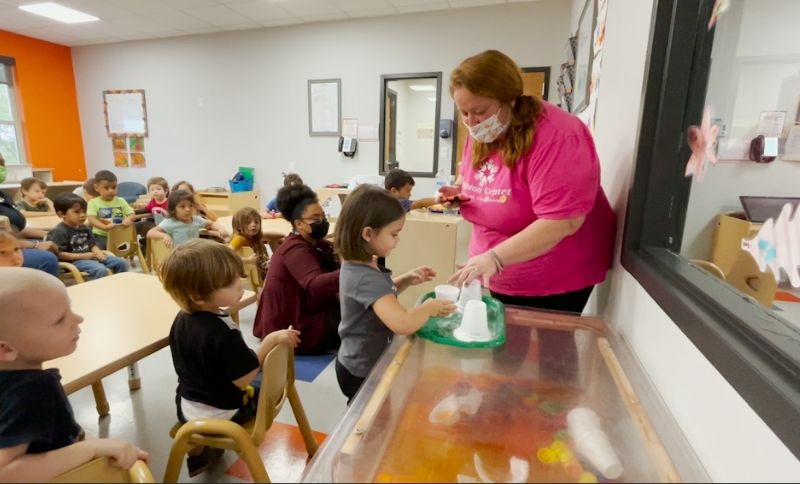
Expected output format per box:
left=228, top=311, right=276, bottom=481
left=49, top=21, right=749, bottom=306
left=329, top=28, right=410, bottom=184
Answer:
left=309, top=218, right=330, bottom=240
left=0, top=166, right=6, bottom=184
left=464, top=108, right=509, bottom=144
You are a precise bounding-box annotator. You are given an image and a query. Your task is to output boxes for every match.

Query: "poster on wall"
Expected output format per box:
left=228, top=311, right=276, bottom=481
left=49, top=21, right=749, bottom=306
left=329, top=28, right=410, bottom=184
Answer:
left=103, top=89, right=148, bottom=137
left=572, top=0, right=596, bottom=114
left=114, top=151, right=129, bottom=168
left=130, top=152, right=146, bottom=168
left=128, top=135, right=145, bottom=153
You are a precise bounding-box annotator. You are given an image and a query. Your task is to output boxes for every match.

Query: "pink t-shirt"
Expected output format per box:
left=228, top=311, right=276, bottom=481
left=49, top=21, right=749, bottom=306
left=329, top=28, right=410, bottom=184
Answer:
left=145, top=197, right=168, bottom=216
left=459, top=101, right=616, bottom=296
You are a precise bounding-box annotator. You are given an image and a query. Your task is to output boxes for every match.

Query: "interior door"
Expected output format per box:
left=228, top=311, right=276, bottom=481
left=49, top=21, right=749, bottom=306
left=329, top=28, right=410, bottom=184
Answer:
left=453, top=67, right=550, bottom=173
left=384, top=89, right=398, bottom=171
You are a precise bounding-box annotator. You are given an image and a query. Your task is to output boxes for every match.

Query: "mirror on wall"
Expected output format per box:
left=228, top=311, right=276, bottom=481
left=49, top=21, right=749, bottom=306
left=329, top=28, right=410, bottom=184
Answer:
left=379, top=72, right=442, bottom=177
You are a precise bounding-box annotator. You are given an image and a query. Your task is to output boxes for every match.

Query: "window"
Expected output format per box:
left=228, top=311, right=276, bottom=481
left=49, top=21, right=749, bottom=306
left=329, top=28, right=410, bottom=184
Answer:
left=624, top=0, right=800, bottom=459
left=0, top=56, right=27, bottom=165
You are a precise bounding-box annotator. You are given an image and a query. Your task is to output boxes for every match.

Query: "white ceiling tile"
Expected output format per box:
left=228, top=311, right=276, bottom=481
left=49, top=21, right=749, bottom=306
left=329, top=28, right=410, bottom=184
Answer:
left=346, top=7, right=396, bottom=18
left=220, top=21, right=262, bottom=31
left=331, top=0, right=393, bottom=10
left=389, top=0, right=434, bottom=6
left=300, top=12, right=348, bottom=22
left=57, top=0, right=133, bottom=20
left=448, top=0, right=506, bottom=7
left=179, top=25, right=223, bottom=35
left=257, top=17, right=304, bottom=27
left=227, top=1, right=293, bottom=21
left=112, top=0, right=174, bottom=15
left=162, top=0, right=219, bottom=9
left=270, top=0, right=342, bottom=17
left=15, top=27, right=81, bottom=45
left=1, top=7, right=62, bottom=28
left=183, top=4, right=252, bottom=26
left=395, top=2, right=450, bottom=13
left=143, top=10, right=213, bottom=30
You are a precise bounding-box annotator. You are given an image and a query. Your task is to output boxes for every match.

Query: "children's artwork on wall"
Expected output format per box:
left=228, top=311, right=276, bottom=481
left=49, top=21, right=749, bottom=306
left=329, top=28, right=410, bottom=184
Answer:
left=130, top=152, right=146, bottom=168
left=128, top=135, right=144, bottom=153
left=684, top=106, right=719, bottom=181
left=114, top=151, right=129, bottom=168
left=112, top=135, right=126, bottom=151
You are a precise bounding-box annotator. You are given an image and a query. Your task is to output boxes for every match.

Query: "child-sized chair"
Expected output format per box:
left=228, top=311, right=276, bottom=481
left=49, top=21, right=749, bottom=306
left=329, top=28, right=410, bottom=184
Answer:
left=147, top=237, right=172, bottom=276
left=51, top=457, right=154, bottom=483
left=107, top=224, right=149, bottom=274
left=163, top=343, right=319, bottom=483
left=237, top=246, right=264, bottom=292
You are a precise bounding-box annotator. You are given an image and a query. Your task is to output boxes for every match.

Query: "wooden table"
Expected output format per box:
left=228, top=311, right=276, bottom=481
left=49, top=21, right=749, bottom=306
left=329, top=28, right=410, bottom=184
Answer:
left=45, top=272, right=178, bottom=415
left=24, top=214, right=61, bottom=231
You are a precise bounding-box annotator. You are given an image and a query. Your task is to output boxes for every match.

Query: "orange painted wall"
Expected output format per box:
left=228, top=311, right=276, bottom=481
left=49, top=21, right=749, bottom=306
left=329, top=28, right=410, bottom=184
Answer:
left=0, top=29, right=85, bottom=181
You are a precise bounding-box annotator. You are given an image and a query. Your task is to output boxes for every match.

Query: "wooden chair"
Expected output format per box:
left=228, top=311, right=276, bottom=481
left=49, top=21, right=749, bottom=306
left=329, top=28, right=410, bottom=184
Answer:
left=0, top=215, right=9, bottom=230
left=51, top=457, right=154, bottom=483
left=147, top=237, right=172, bottom=276
left=237, top=246, right=264, bottom=292
left=163, top=343, right=318, bottom=483
left=107, top=224, right=149, bottom=274
left=692, top=255, right=777, bottom=307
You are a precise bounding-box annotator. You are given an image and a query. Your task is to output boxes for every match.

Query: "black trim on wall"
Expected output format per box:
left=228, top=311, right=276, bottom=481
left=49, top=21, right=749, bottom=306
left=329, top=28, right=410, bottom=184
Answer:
left=622, top=0, right=800, bottom=459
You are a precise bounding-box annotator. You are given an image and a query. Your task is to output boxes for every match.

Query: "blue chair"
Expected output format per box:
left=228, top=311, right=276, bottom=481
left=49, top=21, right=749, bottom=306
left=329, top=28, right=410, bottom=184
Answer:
left=117, top=181, right=147, bottom=204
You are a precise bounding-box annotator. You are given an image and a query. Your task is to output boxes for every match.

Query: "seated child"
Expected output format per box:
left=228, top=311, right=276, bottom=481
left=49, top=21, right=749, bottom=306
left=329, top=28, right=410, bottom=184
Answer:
left=0, top=229, right=23, bottom=267
left=86, top=170, right=135, bottom=250
left=230, top=207, right=269, bottom=280
left=47, top=194, right=129, bottom=279
left=263, top=173, right=303, bottom=219
left=15, top=177, right=54, bottom=214
left=171, top=181, right=217, bottom=222
left=159, top=239, right=299, bottom=475
left=384, top=168, right=442, bottom=212
left=147, top=190, right=228, bottom=248
left=0, top=268, right=149, bottom=482
left=142, top=176, right=169, bottom=220
left=334, top=185, right=455, bottom=402
left=78, top=178, right=98, bottom=202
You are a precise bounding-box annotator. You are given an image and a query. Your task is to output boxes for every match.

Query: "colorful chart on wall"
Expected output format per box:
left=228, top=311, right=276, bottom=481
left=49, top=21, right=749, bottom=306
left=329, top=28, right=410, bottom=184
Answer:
left=130, top=152, right=146, bottom=168
left=128, top=136, right=144, bottom=153
left=103, top=89, right=148, bottom=137
left=114, top=151, right=129, bottom=168
left=111, top=135, right=126, bottom=151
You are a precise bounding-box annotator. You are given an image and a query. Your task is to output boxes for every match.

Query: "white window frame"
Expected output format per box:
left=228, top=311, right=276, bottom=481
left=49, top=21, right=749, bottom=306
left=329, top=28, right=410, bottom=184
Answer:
left=0, top=57, right=28, bottom=166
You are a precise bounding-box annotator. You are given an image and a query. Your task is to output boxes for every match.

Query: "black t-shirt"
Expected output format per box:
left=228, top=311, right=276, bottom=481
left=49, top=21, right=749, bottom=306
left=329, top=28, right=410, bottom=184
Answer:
left=0, top=190, right=26, bottom=232
left=46, top=222, right=96, bottom=254
left=169, top=311, right=260, bottom=410
left=0, top=369, right=83, bottom=454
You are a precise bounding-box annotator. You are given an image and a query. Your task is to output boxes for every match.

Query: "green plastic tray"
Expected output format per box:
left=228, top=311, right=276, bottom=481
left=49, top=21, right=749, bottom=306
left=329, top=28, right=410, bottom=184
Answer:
left=416, top=292, right=506, bottom=348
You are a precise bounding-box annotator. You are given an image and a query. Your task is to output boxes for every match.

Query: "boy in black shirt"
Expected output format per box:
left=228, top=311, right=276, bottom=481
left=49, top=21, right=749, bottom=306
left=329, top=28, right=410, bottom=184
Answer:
left=46, top=193, right=128, bottom=280
left=0, top=268, right=149, bottom=481
left=160, top=239, right=300, bottom=476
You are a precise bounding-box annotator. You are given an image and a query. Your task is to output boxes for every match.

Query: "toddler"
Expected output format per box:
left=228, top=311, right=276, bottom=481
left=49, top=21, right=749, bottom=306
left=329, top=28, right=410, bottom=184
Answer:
left=86, top=170, right=135, bottom=250
left=15, top=177, right=54, bottom=214
left=147, top=190, right=228, bottom=248
left=334, top=185, right=455, bottom=402
left=0, top=229, right=23, bottom=267
left=171, top=181, right=217, bottom=221
left=263, top=173, right=303, bottom=218
left=384, top=168, right=440, bottom=212
left=0, top=268, right=149, bottom=482
left=230, top=207, right=269, bottom=280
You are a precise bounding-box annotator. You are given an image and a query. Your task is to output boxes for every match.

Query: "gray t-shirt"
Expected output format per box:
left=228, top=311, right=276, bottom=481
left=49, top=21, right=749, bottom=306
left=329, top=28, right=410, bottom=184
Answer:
left=338, top=262, right=396, bottom=378
left=157, top=216, right=207, bottom=246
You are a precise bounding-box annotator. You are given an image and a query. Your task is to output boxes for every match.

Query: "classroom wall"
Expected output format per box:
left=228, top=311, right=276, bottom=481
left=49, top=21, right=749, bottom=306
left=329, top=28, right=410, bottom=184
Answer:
left=0, top=29, right=85, bottom=181
left=573, top=0, right=800, bottom=479
left=70, top=1, right=569, bottom=199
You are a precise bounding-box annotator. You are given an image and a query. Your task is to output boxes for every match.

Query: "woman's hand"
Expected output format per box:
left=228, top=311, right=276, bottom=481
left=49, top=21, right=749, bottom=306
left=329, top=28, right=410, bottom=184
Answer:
left=448, top=252, right=497, bottom=287
left=404, top=266, right=436, bottom=286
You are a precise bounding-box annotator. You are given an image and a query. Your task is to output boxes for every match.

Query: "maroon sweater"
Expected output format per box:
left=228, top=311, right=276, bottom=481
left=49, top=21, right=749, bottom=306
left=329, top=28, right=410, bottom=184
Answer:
left=253, top=234, right=340, bottom=353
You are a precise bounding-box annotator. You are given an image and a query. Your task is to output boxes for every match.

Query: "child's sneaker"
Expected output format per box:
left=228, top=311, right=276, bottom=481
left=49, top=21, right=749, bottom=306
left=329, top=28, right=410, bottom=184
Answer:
left=186, top=446, right=224, bottom=477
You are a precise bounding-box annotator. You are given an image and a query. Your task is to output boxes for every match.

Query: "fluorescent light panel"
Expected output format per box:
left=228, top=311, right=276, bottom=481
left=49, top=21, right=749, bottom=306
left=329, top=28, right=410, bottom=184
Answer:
left=409, top=85, right=435, bottom=92
left=19, top=2, right=99, bottom=24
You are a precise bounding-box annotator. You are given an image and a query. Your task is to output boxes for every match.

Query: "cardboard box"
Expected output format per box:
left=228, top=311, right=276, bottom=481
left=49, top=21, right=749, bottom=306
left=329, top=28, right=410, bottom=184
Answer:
left=710, top=212, right=762, bottom=274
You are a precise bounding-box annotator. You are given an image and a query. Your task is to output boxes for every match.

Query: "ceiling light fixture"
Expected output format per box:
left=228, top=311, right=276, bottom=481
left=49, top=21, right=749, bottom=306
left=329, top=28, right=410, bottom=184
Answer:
left=409, top=85, right=435, bottom=92
left=18, top=2, right=99, bottom=24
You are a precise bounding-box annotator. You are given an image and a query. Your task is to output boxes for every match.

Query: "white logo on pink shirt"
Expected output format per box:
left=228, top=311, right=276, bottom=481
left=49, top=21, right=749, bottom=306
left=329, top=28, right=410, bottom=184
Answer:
left=474, top=161, right=498, bottom=186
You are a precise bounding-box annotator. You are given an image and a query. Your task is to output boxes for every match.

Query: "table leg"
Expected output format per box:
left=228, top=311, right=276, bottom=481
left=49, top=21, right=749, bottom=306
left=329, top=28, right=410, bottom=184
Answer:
left=128, top=363, right=141, bottom=391
left=91, top=381, right=110, bottom=417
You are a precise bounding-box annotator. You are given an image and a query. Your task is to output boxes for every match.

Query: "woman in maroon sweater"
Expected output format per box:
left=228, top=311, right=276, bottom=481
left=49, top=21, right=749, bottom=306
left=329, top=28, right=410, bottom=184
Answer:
left=253, top=184, right=340, bottom=354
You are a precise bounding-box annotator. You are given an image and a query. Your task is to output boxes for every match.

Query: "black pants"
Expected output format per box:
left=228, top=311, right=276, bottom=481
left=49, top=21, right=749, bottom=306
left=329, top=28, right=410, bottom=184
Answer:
left=491, top=286, right=594, bottom=383
left=335, top=359, right=365, bottom=405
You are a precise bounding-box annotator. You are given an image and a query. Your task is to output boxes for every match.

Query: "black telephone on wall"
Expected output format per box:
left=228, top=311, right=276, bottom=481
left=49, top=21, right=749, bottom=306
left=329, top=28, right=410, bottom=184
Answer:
left=338, top=136, right=357, bottom=157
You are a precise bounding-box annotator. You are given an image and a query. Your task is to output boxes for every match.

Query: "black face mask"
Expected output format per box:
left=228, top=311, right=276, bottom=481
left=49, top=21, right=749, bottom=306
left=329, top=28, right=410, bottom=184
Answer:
left=308, top=218, right=330, bottom=240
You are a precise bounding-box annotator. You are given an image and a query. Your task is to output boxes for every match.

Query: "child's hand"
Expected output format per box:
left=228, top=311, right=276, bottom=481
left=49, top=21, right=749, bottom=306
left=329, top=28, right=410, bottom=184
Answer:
left=37, top=241, right=58, bottom=253
left=406, top=266, right=436, bottom=285
left=95, top=252, right=107, bottom=262
left=121, top=218, right=133, bottom=227
left=275, top=326, right=301, bottom=348
left=162, top=235, right=174, bottom=248
left=243, top=253, right=258, bottom=264
left=422, top=298, right=456, bottom=318
left=93, top=439, right=150, bottom=469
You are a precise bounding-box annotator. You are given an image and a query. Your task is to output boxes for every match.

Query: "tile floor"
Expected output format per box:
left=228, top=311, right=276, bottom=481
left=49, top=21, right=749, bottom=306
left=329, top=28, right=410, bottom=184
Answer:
left=66, top=300, right=349, bottom=483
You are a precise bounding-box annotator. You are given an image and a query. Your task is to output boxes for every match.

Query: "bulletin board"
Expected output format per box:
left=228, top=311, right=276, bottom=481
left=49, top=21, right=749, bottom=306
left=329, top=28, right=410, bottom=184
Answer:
left=103, top=89, right=148, bottom=137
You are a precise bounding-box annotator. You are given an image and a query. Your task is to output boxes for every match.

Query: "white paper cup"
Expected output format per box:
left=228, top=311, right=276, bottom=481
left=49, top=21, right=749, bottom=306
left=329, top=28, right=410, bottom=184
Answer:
left=457, top=279, right=482, bottom=311
left=567, top=407, right=623, bottom=479
left=453, top=299, right=492, bottom=342
left=435, top=284, right=460, bottom=303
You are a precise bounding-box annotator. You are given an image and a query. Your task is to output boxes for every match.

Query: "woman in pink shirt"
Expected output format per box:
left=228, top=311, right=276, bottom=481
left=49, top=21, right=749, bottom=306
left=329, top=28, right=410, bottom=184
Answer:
left=448, top=50, right=616, bottom=379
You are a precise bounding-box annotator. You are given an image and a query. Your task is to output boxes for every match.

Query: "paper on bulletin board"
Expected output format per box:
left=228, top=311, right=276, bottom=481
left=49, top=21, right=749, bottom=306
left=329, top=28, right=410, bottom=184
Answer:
left=114, top=151, right=129, bottom=168
left=342, top=118, right=358, bottom=138
left=357, top=123, right=379, bottom=141
left=757, top=111, right=787, bottom=137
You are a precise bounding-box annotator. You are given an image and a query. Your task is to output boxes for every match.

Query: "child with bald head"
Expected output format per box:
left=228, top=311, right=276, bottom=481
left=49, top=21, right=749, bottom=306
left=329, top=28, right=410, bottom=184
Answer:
left=0, top=268, right=149, bottom=482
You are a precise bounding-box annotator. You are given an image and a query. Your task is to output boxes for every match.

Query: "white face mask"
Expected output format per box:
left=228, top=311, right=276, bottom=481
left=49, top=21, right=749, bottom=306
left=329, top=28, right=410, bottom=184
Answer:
left=464, top=108, right=509, bottom=143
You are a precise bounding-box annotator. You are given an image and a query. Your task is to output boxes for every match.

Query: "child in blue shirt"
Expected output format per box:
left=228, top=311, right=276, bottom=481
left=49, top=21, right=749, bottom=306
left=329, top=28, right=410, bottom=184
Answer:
left=147, top=190, right=228, bottom=248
